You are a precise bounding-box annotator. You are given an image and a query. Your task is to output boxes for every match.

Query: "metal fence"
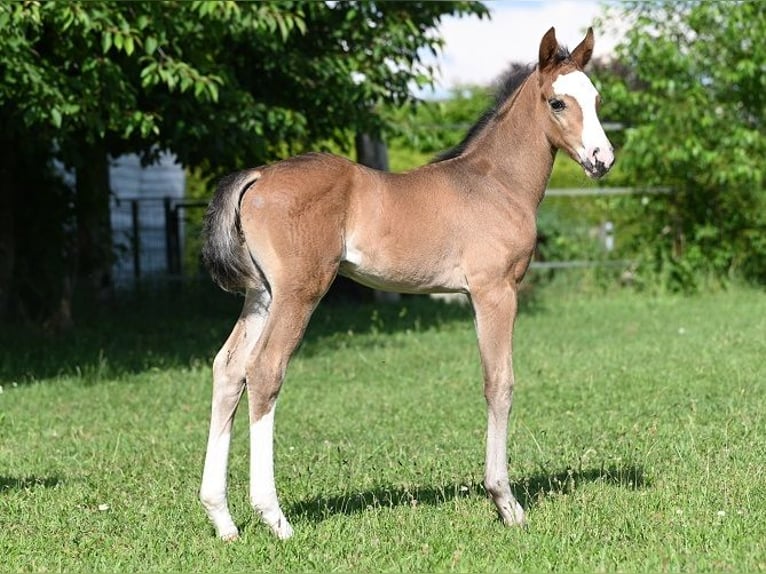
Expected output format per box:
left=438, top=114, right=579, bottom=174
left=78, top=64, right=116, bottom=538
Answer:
left=110, top=195, right=207, bottom=286
left=531, top=186, right=672, bottom=271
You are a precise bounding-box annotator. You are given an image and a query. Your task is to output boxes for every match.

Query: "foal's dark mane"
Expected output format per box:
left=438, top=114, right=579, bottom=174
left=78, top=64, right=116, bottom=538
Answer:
left=434, top=46, right=571, bottom=163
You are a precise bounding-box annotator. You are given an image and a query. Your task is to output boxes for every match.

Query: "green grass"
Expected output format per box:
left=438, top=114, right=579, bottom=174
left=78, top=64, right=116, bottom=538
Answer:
left=1, top=284, right=765, bottom=572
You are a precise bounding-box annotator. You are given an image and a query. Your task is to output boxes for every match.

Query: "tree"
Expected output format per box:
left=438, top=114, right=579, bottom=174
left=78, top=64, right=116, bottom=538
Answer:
left=595, top=1, right=766, bottom=289
left=0, top=1, right=488, bottom=325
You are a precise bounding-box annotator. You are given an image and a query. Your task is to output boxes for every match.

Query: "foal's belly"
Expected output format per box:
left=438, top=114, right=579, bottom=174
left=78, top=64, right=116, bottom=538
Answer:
left=338, top=243, right=466, bottom=295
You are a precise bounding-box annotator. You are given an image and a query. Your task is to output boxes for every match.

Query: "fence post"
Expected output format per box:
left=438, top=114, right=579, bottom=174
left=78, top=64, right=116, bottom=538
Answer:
left=131, top=199, right=141, bottom=281
left=603, top=221, right=614, bottom=252
left=164, top=197, right=181, bottom=276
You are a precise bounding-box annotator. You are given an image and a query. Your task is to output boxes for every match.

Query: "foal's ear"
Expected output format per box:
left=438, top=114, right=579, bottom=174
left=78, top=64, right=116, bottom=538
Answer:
left=571, top=27, right=595, bottom=68
left=538, top=27, right=559, bottom=70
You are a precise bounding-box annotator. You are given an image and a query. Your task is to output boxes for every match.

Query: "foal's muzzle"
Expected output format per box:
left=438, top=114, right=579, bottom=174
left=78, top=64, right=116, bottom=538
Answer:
left=582, top=146, right=615, bottom=179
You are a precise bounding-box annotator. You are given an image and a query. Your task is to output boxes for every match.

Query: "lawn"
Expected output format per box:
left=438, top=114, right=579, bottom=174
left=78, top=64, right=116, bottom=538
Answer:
left=1, top=283, right=765, bottom=572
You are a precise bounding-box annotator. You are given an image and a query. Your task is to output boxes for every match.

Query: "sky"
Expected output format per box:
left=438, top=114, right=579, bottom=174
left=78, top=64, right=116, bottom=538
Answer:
left=425, top=0, right=623, bottom=96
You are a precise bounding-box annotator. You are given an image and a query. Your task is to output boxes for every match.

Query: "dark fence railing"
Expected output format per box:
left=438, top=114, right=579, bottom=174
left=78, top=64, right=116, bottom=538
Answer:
left=110, top=195, right=208, bottom=286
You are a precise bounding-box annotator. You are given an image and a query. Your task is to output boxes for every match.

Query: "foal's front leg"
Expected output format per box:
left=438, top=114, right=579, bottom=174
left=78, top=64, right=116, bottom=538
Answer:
left=471, top=284, right=526, bottom=526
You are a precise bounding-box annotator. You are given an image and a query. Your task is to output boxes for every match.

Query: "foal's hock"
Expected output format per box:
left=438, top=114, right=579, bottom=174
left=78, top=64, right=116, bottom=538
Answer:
left=199, top=27, right=614, bottom=541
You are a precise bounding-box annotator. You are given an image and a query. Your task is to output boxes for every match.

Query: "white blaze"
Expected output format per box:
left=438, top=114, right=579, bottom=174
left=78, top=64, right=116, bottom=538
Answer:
left=551, top=70, right=611, bottom=163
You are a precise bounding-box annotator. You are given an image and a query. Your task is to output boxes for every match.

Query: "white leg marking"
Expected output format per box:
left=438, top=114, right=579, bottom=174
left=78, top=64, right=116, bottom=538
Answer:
left=200, top=430, right=239, bottom=540
left=200, top=290, right=270, bottom=541
left=486, top=410, right=525, bottom=526
left=250, top=404, right=293, bottom=539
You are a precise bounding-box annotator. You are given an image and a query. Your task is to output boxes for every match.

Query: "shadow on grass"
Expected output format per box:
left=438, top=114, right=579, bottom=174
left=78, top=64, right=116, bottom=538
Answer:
left=0, top=475, right=62, bottom=493
left=0, top=280, right=546, bottom=384
left=287, top=464, right=647, bottom=525
left=513, top=464, right=648, bottom=509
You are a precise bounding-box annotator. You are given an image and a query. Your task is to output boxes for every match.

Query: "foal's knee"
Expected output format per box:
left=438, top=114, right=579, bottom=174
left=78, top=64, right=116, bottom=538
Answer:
left=483, top=374, right=515, bottom=411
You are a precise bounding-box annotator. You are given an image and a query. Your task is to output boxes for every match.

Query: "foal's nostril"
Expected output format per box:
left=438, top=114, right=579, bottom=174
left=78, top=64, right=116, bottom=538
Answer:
left=591, top=145, right=615, bottom=170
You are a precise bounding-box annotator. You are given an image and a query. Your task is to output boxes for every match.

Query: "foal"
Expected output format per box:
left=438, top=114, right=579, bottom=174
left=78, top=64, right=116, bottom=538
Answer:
left=199, top=27, right=614, bottom=540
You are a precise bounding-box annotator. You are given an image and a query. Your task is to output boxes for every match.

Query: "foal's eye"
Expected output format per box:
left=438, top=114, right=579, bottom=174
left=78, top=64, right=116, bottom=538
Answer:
left=549, top=98, right=566, bottom=112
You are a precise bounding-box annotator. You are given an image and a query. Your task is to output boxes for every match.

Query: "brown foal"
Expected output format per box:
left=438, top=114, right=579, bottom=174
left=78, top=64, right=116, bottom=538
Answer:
left=199, top=27, right=614, bottom=540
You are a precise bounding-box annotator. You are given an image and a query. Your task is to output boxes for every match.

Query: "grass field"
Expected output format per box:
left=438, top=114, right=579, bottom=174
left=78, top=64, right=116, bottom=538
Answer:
left=1, top=282, right=765, bottom=572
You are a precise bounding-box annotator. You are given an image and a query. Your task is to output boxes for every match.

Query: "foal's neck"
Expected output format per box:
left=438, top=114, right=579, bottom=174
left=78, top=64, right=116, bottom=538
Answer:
left=462, top=70, right=555, bottom=209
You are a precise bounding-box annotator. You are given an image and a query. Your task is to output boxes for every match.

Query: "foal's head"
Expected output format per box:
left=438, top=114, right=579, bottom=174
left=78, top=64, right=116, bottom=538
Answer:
left=536, top=27, right=614, bottom=178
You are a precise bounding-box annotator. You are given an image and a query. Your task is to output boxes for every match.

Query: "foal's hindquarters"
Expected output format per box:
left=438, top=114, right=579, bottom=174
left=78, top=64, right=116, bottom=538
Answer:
left=200, top=163, right=350, bottom=540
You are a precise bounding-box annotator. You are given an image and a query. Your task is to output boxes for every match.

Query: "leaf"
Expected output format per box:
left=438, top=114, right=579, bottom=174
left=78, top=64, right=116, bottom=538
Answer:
left=276, top=14, right=289, bottom=42
left=51, top=108, right=62, bottom=128
left=206, top=82, right=219, bottom=103
left=179, top=75, right=192, bottom=93
left=294, top=15, right=306, bottom=35
left=145, top=36, right=157, bottom=55
left=124, top=35, right=134, bottom=56
left=101, top=32, right=112, bottom=54
left=140, top=61, right=158, bottom=87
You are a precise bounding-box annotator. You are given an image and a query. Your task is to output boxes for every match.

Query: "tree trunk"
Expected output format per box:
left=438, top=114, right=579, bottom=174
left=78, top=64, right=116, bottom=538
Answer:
left=74, top=140, right=114, bottom=305
left=355, top=132, right=389, bottom=172
left=0, top=168, right=15, bottom=322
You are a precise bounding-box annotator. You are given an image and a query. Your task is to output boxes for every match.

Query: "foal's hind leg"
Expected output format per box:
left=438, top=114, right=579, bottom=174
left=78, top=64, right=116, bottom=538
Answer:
left=200, top=290, right=269, bottom=540
left=244, top=284, right=331, bottom=539
left=471, top=283, right=526, bottom=526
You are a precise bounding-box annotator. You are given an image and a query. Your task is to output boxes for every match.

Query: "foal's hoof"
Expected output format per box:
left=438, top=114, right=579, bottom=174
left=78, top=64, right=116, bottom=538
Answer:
left=270, top=518, right=294, bottom=540
left=496, top=500, right=526, bottom=528
left=502, top=514, right=528, bottom=529
left=218, top=527, right=240, bottom=542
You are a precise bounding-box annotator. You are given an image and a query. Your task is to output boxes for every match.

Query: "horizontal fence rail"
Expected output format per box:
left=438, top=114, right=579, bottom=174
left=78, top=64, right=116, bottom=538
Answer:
left=530, top=260, right=633, bottom=270
left=546, top=187, right=673, bottom=197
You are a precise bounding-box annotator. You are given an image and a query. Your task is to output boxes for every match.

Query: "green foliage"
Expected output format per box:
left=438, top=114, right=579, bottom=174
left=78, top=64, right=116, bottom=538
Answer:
left=2, top=287, right=766, bottom=570
left=388, top=85, right=491, bottom=159
left=595, top=1, right=766, bottom=289
left=2, top=1, right=488, bottom=169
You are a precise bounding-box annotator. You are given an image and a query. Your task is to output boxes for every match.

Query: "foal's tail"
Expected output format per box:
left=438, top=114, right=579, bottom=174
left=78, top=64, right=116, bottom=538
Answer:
left=202, top=170, right=262, bottom=294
